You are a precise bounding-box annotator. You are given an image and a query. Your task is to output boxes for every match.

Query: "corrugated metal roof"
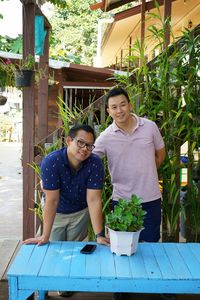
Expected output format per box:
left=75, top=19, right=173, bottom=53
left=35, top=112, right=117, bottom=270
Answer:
left=0, top=50, right=127, bottom=75
left=0, top=51, right=70, bottom=69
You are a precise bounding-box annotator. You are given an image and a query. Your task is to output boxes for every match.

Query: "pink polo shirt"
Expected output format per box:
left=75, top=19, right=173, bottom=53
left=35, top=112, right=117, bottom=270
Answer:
left=93, top=115, right=164, bottom=203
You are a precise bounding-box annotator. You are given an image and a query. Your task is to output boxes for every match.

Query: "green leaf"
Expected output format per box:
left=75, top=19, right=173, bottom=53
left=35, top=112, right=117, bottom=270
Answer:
left=177, top=124, right=185, bottom=136
left=106, top=194, right=146, bottom=232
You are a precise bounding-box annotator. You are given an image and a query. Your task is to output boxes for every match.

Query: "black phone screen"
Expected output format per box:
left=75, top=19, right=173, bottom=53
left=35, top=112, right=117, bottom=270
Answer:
left=80, top=244, right=97, bottom=254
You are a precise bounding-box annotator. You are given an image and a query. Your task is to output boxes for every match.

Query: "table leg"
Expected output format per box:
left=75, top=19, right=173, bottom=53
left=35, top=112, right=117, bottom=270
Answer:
left=37, top=291, right=46, bottom=300
left=8, top=277, right=18, bottom=300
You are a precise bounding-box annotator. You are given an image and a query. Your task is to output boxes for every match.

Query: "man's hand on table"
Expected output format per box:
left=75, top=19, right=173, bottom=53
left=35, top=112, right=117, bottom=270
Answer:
left=97, top=236, right=110, bottom=246
left=22, top=234, right=49, bottom=246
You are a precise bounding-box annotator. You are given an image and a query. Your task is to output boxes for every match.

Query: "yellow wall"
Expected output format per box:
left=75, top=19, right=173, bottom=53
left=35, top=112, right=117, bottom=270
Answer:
left=101, top=0, right=200, bottom=68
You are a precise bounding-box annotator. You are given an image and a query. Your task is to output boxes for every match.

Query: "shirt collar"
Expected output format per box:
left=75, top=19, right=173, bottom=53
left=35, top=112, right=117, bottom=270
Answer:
left=112, top=113, right=144, bottom=132
left=62, top=147, right=69, bottom=165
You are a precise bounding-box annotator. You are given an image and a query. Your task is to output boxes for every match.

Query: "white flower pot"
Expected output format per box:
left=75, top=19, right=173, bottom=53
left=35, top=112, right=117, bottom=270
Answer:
left=107, top=227, right=143, bottom=256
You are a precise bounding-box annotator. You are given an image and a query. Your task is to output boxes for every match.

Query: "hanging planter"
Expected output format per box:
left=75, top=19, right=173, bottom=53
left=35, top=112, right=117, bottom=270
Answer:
left=0, top=95, right=7, bottom=105
left=15, top=69, right=34, bottom=87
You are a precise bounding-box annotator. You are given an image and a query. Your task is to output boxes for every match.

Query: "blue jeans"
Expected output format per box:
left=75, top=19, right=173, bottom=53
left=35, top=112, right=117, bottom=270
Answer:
left=111, top=198, right=161, bottom=242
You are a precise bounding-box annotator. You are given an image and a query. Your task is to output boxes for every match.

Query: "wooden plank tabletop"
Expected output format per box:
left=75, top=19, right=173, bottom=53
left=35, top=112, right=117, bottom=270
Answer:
left=7, top=242, right=200, bottom=295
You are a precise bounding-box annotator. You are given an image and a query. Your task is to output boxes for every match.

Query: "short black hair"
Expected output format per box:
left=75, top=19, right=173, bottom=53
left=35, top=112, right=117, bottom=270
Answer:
left=68, top=124, right=96, bottom=141
left=106, top=87, right=130, bottom=106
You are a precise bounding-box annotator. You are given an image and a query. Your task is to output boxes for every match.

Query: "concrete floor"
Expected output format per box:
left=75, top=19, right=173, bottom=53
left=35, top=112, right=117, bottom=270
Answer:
left=0, top=142, right=22, bottom=240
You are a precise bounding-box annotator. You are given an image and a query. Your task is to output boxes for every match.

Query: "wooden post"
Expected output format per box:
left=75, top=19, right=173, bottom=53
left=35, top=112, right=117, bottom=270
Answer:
left=37, top=29, right=49, bottom=142
left=57, top=69, right=64, bottom=129
left=22, top=2, right=35, bottom=240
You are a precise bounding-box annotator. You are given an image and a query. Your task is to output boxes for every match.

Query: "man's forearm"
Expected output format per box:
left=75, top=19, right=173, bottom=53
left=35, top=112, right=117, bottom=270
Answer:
left=42, top=200, right=58, bottom=240
left=87, top=197, right=103, bottom=235
left=155, top=147, right=165, bottom=168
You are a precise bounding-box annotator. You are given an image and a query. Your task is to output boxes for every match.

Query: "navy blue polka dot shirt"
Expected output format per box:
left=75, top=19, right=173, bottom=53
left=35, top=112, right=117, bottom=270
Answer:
left=41, top=147, right=104, bottom=214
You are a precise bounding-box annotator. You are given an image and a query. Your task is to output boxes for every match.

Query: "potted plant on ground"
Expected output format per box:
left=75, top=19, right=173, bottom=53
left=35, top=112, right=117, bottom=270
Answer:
left=106, top=194, right=146, bottom=256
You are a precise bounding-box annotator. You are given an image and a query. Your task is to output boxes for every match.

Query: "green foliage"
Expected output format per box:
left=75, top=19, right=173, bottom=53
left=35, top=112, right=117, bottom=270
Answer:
left=49, top=0, right=105, bottom=65
left=28, top=140, right=61, bottom=221
left=9, top=36, right=22, bottom=53
left=28, top=161, right=41, bottom=180
left=0, top=54, right=47, bottom=87
left=57, top=96, right=88, bottom=134
left=106, top=194, right=146, bottom=232
left=37, top=140, right=62, bottom=157
left=20, top=54, right=35, bottom=70
left=0, top=34, right=22, bottom=53
left=0, top=58, right=15, bottom=87
left=184, top=180, right=200, bottom=242
left=29, top=191, right=44, bottom=222
left=46, top=0, right=68, bottom=9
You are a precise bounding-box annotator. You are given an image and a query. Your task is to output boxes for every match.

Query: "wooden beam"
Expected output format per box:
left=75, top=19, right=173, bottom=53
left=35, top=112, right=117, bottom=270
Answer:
left=62, top=82, right=113, bottom=88
left=22, top=2, right=35, bottom=240
left=114, top=0, right=176, bottom=22
left=20, top=0, right=51, bottom=29
left=69, top=63, right=113, bottom=75
left=90, top=1, right=104, bottom=11
left=164, top=0, right=172, bottom=48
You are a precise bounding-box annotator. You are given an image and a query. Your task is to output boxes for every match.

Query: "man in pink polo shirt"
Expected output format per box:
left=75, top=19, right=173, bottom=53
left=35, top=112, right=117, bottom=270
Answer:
left=93, top=87, right=165, bottom=243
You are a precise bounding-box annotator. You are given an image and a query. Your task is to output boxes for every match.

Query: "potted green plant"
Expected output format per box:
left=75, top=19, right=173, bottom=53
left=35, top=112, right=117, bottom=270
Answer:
left=106, top=194, right=146, bottom=256
left=0, top=55, right=35, bottom=88
left=14, top=54, right=35, bottom=87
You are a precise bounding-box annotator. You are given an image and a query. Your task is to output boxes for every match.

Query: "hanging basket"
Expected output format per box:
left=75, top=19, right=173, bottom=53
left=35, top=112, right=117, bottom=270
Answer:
left=0, top=95, right=7, bottom=106
left=15, top=69, right=34, bottom=87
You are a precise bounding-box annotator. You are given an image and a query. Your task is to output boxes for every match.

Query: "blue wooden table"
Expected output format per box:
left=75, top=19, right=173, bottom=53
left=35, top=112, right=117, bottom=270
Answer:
left=7, top=241, right=200, bottom=300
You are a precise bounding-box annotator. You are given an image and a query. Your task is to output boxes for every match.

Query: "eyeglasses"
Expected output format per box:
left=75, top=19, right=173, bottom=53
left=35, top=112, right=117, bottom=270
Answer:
left=73, top=137, right=95, bottom=151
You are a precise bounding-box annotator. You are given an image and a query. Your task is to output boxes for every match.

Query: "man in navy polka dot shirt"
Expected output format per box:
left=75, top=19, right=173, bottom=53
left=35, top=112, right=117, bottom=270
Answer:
left=24, top=124, right=109, bottom=247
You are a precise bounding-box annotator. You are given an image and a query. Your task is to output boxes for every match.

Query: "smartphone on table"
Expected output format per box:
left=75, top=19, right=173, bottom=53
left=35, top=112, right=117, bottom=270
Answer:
left=80, top=244, right=97, bottom=254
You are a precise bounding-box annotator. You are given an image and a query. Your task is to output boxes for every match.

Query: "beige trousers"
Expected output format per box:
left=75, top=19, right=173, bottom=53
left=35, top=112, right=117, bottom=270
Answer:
left=50, top=207, right=89, bottom=241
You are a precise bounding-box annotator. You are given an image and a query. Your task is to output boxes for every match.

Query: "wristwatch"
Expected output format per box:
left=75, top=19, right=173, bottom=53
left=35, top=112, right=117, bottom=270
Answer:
left=95, top=230, right=105, bottom=239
